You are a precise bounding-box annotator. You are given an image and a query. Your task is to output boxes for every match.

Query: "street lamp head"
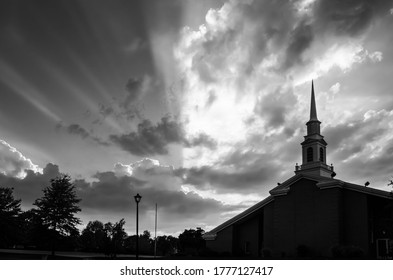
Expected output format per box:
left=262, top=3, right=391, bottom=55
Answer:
left=134, top=193, right=142, bottom=203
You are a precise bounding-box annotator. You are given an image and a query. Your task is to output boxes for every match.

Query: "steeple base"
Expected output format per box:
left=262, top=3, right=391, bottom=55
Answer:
left=295, top=162, right=334, bottom=178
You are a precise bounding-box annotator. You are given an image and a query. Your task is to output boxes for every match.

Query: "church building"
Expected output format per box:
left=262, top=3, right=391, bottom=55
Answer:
left=203, top=82, right=393, bottom=259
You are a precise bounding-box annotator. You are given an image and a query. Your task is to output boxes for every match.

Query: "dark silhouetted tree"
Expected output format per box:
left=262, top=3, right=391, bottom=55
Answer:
left=178, top=227, right=205, bottom=255
left=0, top=187, right=22, bottom=248
left=124, top=235, right=137, bottom=254
left=80, top=220, right=107, bottom=252
left=142, top=230, right=151, bottom=239
left=33, top=175, right=81, bottom=255
left=157, top=235, right=178, bottom=256
left=19, top=209, right=52, bottom=249
left=104, top=218, right=127, bottom=258
left=139, top=230, right=153, bottom=255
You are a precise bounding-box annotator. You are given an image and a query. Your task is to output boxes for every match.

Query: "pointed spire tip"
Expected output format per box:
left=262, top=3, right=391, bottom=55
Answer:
left=310, top=81, right=318, bottom=121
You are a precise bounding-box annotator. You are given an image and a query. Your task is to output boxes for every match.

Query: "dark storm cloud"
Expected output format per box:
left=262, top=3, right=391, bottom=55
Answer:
left=324, top=122, right=363, bottom=150
left=175, top=146, right=279, bottom=194
left=175, top=165, right=276, bottom=193
left=1, top=160, right=235, bottom=232
left=124, top=77, right=145, bottom=108
left=284, top=127, right=296, bottom=138
left=0, top=163, right=62, bottom=208
left=254, top=86, right=297, bottom=128
left=314, top=0, right=393, bottom=36
left=219, top=148, right=269, bottom=169
left=110, top=116, right=217, bottom=156
left=151, top=189, right=239, bottom=219
left=337, top=138, right=393, bottom=185
left=98, top=104, right=114, bottom=119
left=57, top=123, right=109, bottom=146
left=329, top=125, right=386, bottom=162
left=109, top=116, right=184, bottom=156
left=67, top=124, right=90, bottom=139
left=94, top=76, right=153, bottom=124
left=334, top=144, right=364, bottom=161
left=75, top=167, right=236, bottom=221
left=76, top=171, right=146, bottom=212
left=325, top=111, right=389, bottom=154
left=322, top=109, right=393, bottom=186
left=60, top=116, right=217, bottom=156
left=282, top=21, right=314, bottom=70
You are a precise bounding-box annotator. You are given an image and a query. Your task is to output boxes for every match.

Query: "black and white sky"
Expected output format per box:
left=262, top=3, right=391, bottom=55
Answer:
left=1, top=0, right=393, bottom=236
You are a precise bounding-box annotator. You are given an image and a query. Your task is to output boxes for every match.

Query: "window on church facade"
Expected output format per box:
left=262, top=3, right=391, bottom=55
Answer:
left=319, top=147, right=324, bottom=162
left=307, top=147, right=313, bottom=162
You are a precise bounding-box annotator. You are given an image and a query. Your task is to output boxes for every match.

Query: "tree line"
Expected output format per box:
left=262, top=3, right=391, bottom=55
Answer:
left=0, top=174, right=206, bottom=258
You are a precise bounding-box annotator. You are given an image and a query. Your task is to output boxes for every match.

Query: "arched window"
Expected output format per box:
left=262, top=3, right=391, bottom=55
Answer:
left=319, top=147, right=324, bottom=162
left=307, top=147, right=313, bottom=162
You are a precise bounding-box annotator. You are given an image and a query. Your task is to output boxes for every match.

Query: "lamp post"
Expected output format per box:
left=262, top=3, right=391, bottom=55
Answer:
left=134, top=193, right=142, bottom=259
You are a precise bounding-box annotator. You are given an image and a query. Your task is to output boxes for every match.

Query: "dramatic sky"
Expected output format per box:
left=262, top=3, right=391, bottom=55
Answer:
left=1, top=0, right=393, bottom=236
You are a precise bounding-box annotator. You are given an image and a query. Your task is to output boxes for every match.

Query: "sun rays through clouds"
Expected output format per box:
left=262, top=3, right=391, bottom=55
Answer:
left=1, top=0, right=393, bottom=234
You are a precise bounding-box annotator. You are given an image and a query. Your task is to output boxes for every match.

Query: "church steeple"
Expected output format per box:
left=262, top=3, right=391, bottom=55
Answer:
left=295, top=81, right=334, bottom=178
left=310, top=80, right=318, bottom=121
left=306, top=80, right=321, bottom=136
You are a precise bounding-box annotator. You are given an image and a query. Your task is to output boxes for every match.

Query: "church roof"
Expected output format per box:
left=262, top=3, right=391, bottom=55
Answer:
left=269, top=172, right=334, bottom=196
left=270, top=173, right=393, bottom=199
left=204, top=173, right=393, bottom=239
left=203, top=196, right=274, bottom=240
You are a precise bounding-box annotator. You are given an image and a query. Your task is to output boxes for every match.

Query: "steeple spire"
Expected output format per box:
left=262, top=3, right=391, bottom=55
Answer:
left=306, top=80, right=321, bottom=136
left=310, top=80, right=318, bottom=121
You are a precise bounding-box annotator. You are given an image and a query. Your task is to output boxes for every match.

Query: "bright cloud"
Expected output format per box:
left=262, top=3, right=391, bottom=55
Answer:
left=329, top=82, right=341, bottom=95
left=114, top=157, right=165, bottom=177
left=175, top=0, right=383, bottom=168
left=174, top=0, right=391, bottom=201
left=0, top=139, right=42, bottom=178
